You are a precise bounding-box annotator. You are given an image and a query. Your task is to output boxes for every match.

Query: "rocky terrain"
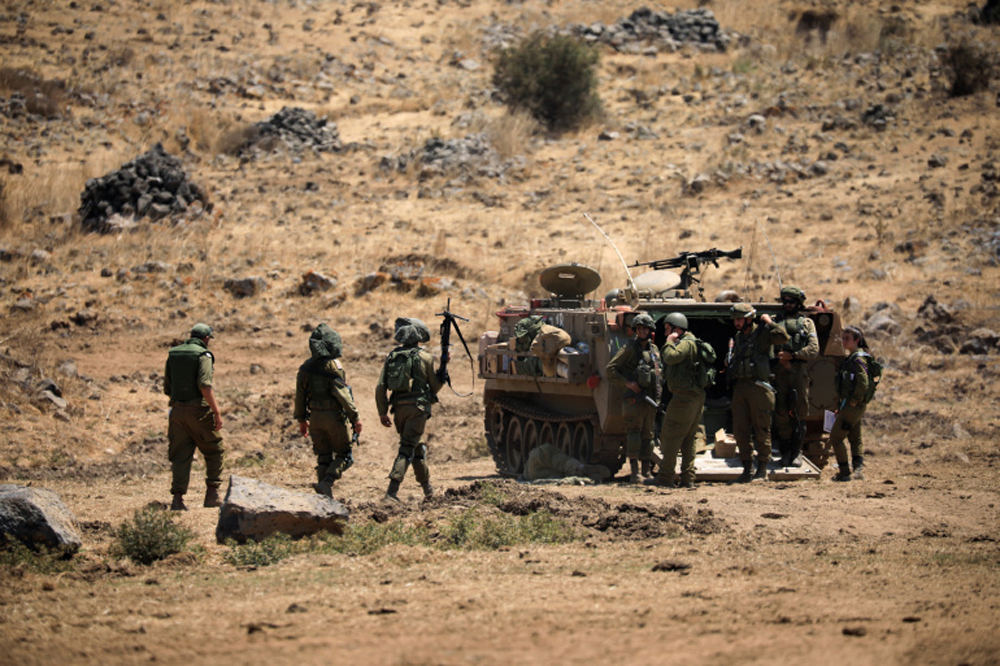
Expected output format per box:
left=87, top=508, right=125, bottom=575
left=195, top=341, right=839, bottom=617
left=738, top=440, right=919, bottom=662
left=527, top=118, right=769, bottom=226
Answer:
left=1, top=0, right=999, bottom=664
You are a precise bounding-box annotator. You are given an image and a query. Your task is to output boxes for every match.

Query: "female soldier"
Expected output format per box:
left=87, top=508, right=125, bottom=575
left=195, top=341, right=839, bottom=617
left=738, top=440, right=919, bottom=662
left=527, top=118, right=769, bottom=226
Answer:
left=830, top=325, right=873, bottom=481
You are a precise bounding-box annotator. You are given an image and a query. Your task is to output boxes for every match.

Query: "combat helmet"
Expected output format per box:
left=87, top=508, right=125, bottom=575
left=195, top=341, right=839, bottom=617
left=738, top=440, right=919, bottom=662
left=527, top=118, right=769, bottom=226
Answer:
left=663, top=312, right=688, bottom=330
left=631, top=313, right=655, bottom=330
left=780, top=285, right=806, bottom=306
left=730, top=303, right=755, bottom=319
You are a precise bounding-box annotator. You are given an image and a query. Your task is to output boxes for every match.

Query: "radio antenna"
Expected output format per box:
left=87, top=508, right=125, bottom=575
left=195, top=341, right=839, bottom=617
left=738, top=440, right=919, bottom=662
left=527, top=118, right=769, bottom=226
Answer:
left=584, top=212, right=636, bottom=305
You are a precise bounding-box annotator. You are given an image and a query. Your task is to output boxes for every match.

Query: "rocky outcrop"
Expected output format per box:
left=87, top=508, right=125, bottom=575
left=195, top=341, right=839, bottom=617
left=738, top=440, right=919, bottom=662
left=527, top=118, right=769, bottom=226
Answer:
left=0, top=484, right=82, bottom=554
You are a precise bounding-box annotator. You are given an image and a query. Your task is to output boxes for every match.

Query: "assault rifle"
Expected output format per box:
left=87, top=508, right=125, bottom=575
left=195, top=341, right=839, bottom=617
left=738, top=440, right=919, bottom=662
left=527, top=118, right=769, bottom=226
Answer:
left=435, top=299, right=474, bottom=397
left=630, top=247, right=743, bottom=298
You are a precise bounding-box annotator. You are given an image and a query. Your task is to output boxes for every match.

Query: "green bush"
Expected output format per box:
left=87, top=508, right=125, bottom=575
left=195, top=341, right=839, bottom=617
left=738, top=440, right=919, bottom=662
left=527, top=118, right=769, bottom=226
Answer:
left=111, top=506, right=193, bottom=565
left=224, top=533, right=298, bottom=567
left=439, top=507, right=576, bottom=550
left=943, top=38, right=997, bottom=97
left=0, top=540, right=76, bottom=574
left=492, top=32, right=602, bottom=132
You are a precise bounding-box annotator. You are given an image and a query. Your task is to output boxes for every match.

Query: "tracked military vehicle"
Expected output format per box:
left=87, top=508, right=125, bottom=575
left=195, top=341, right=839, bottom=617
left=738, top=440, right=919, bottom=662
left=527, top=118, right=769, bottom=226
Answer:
left=478, top=249, right=846, bottom=476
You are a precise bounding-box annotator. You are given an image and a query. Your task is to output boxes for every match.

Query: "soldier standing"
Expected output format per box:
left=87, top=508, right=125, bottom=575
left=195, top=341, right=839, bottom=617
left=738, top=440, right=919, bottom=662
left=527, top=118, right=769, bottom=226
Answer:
left=605, top=312, right=661, bottom=484
left=376, top=318, right=444, bottom=501
left=163, top=323, right=224, bottom=511
left=829, top=326, right=873, bottom=481
left=294, top=323, right=362, bottom=497
left=646, top=313, right=704, bottom=489
left=773, top=286, right=820, bottom=467
left=727, top=304, right=790, bottom=482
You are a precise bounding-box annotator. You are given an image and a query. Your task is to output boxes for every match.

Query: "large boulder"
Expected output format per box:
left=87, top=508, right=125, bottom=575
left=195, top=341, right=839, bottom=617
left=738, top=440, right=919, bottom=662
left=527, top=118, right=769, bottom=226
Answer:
left=0, top=484, right=82, bottom=554
left=215, top=475, right=349, bottom=544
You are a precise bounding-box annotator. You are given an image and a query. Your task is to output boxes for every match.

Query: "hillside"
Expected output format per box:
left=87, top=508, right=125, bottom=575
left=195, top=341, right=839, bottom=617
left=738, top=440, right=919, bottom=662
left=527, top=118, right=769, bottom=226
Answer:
left=1, top=0, right=998, bottom=664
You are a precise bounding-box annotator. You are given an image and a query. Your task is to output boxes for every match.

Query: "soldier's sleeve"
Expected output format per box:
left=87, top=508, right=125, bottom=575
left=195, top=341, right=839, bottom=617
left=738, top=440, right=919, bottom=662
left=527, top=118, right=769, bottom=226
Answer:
left=661, top=338, right=693, bottom=366
left=423, top=350, right=445, bottom=395
left=766, top=321, right=791, bottom=347
left=197, top=353, right=214, bottom=388
left=850, top=356, right=870, bottom=403
left=293, top=365, right=308, bottom=421
left=329, top=360, right=360, bottom=423
left=605, top=346, right=632, bottom=385
left=163, top=358, right=172, bottom=396
left=375, top=360, right=390, bottom=417
left=796, top=317, right=820, bottom=360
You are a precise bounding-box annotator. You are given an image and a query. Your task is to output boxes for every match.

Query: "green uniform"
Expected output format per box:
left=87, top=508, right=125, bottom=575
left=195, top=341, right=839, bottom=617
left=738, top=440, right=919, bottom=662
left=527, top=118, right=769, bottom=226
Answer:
left=524, top=443, right=584, bottom=481
left=163, top=337, right=224, bottom=495
left=376, top=345, right=444, bottom=484
left=773, top=314, right=819, bottom=446
left=830, top=350, right=870, bottom=465
left=294, top=325, right=360, bottom=483
left=729, top=320, right=790, bottom=463
left=656, top=332, right=705, bottom=485
left=606, top=337, right=662, bottom=460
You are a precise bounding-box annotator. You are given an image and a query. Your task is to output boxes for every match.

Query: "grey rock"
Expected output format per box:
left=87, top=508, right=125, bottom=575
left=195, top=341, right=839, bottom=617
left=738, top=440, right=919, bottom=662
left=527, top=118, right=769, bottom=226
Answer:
left=299, top=270, right=338, bottom=296
left=917, top=295, right=954, bottom=324
left=864, top=310, right=902, bottom=338
left=35, top=389, right=68, bottom=410
left=928, top=154, right=948, bottom=169
left=215, top=475, right=349, bottom=544
left=0, top=484, right=82, bottom=553
left=224, top=276, right=267, bottom=298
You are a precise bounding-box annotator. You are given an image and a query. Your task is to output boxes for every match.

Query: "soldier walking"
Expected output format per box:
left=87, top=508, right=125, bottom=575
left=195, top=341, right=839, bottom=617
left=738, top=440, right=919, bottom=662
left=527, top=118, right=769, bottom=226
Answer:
left=376, top=318, right=444, bottom=501
left=773, top=286, right=819, bottom=467
left=294, top=323, right=362, bottom=497
left=646, top=313, right=705, bottom=489
left=606, top=312, right=661, bottom=484
left=727, top=304, right=790, bottom=482
left=163, top=323, right=224, bottom=511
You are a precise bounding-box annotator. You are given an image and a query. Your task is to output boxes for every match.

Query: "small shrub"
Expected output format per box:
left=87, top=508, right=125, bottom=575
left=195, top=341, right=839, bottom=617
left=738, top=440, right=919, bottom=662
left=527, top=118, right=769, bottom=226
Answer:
left=224, top=533, right=298, bottom=567
left=320, top=521, right=429, bottom=556
left=215, top=123, right=260, bottom=156
left=111, top=506, right=192, bottom=565
left=492, top=32, right=602, bottom=133
left=439, top=507, right=576, bottom=550
left=942, top=38, right=997, bottom=97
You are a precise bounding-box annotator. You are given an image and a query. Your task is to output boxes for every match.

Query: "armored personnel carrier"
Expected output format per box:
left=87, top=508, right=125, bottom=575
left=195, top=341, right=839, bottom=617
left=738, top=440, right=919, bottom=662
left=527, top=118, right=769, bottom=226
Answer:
left=477, top=249, right=845, bottom=476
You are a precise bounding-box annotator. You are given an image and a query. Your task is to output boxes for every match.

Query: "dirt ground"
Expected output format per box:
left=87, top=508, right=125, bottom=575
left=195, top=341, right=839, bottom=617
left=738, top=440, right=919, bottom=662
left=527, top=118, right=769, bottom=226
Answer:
left=2, top=0, right=1000, bottom=662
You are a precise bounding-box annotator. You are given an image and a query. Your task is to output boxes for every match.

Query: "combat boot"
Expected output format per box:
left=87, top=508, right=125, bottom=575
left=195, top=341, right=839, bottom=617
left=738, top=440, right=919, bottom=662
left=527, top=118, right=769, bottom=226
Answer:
left=737, top=461, right=753, bottom=484
left=421, top=481, right=434, bottom=498
left=313, top=475, right=335, bottom=498
left=753, top=458, right=768, bottom=480
left=628, top=458, right=641, bottom=485
left=203, top=485, right=222, bottom=508
left=852, top=456, right=865, bottom=481
left=384, top=479, right=401, bottom=502
left=640, top=459, right=653, bottom=478
left=170, top=493, right=187, bottom=511
left=833, top=462, right=852, bottom=482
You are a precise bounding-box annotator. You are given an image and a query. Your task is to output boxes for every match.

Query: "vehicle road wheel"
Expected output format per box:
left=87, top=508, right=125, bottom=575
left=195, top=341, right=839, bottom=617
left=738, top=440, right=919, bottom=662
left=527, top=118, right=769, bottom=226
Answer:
left=506, top=416, right=526, bottom=474
left=522, top=419, right=540, bottom=460
left=571, top=421, right=594, bottom=463
left=538, top=422, right=556, bottom=450
left=555, top=423, right=573, bottom=455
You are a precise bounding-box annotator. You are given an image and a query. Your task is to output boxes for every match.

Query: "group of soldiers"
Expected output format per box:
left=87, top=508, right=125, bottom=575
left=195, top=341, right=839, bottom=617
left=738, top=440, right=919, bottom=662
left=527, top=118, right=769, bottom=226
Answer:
left=162, top=285, right=870, bottom=509
left=162, top=317, right=444, bottom=510
left=606, top=286, right=831, bottom=486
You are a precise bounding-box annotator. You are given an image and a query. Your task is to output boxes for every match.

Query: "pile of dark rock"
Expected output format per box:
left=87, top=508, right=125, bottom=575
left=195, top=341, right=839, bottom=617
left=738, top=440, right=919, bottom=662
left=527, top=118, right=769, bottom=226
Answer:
left=570, top=7, right=734, bottom=53
left=380, top=134, right=524, bottom=184
left=239, top=106, right=342, bottom=156
left=78, top=143, right=209, bottom=233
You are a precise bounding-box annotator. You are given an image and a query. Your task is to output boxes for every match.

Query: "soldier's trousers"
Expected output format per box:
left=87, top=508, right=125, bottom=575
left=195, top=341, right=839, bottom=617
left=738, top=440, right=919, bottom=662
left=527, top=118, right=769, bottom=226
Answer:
left=658, top=390, right=705, bottom=485
left=311, top=410, right=353, bottom=482
left=389, top=403, right=430, bottom=484
left=524, top=443, right=582, bottom=481
left=829, top=403, right=866, bottom=465
left=774, top=363, right=810, bottom=444
left=167, top=404, right=224, bottom=495
left=622, top=398, right=657, bottom=460
left=732, top=379, right=775, bottom=463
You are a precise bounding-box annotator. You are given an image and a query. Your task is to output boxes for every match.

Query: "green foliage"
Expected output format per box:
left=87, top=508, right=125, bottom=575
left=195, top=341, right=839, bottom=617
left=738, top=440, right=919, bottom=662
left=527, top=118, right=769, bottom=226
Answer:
left=318, top=521, right=429, bottom=556
left=0, top=540, right=76, bottom=574
left=224, top=533, right=298, bottom=567
left=476, top=481, right=509, bottom=508
left=111, top=506, right=193, bottom=565
left=439, top=507, right=576, bottom=550
left=492, top=32, right=602, bottom=132
left=942, top=38, right=997, bottom=97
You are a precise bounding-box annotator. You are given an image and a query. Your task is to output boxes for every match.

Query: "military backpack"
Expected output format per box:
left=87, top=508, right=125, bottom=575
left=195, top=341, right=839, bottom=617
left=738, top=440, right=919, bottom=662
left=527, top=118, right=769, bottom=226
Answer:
left=692, top=338, right=718, bottom=389
left=858, top=351, right=883, bottom=404
left=385, top=347, right=421, bottom=392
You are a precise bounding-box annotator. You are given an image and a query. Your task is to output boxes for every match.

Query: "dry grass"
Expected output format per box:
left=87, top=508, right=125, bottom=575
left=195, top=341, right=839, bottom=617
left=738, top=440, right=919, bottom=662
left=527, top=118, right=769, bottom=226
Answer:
left=0, top=68, right=68, bottom=119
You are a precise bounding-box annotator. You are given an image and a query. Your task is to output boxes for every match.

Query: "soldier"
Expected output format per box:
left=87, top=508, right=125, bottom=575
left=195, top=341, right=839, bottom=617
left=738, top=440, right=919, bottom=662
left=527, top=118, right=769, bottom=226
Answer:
left=727, top=303, right=790, bottom=482
left=376, top=317, right=444, bottom=501
left=773, top=286, right=820, bottom=467
left=163, top=323, right=224, bottom=511
left=605, top=312, right=661, bottom=484
left=523, top=443, right=611, bottom=483
left=830, top=326, right=873, bottom=481
left=294, top=323, right=362, bottom=497
left=646, top=312, right=704, bottom=489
